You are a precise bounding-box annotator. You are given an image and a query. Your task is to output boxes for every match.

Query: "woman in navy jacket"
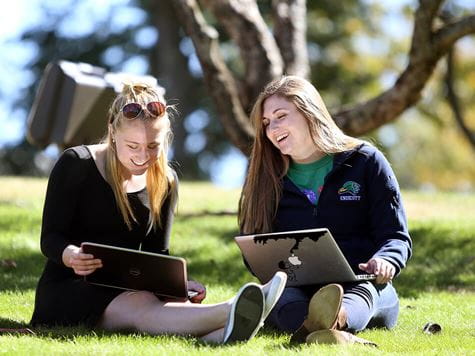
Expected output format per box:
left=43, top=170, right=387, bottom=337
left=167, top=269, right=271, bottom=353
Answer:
left=238, top=76, right=412, bottom=344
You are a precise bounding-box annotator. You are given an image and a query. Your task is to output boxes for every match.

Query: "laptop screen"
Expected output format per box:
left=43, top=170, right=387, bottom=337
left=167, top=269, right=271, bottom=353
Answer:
left=81, top=242, right=190, bottom=299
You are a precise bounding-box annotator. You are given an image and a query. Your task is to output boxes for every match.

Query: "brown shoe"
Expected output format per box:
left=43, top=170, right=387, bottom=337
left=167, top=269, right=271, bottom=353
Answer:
left=290, top=284, right=343, bottom=343
left=306, top=329, right=377, bottom=347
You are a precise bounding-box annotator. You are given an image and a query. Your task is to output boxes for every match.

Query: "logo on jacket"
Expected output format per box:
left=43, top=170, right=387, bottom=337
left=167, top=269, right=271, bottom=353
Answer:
left=338, top=181, right=361, bottom=201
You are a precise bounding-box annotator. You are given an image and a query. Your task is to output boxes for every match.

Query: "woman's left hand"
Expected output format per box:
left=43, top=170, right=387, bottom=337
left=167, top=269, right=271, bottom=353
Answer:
left=187, top=280, right=207, bottom=303
left=358, top=257, right=395, bottom=284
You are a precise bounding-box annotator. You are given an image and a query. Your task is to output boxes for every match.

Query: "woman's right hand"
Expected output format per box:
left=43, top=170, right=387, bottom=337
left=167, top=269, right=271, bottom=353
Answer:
left=62, top=244, right=102, bottom=276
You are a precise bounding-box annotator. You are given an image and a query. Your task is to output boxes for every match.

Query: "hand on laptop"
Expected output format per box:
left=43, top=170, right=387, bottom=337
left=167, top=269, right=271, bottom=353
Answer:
left=62, top=244, right=103, bottom=276
left=187, top=280, right=206, bottom=303
left=358, top=257, right=395, bottom=284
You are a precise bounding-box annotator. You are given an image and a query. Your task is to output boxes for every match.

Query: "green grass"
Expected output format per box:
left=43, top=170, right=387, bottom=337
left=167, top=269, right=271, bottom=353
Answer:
left=1, top=176, right=474, bottom=355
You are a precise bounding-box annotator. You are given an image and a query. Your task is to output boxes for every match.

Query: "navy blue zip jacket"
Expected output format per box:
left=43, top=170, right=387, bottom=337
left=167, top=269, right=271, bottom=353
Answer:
left=273, top=143, right=412, bottom=275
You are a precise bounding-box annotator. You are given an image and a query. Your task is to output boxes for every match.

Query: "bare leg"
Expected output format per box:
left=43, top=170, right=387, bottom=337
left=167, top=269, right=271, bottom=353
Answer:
left=97, top=290, right=231, bottom=339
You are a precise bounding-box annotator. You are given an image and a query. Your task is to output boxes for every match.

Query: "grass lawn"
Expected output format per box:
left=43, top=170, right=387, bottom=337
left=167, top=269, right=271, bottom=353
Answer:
left=0, top=177, right=474, bottom=355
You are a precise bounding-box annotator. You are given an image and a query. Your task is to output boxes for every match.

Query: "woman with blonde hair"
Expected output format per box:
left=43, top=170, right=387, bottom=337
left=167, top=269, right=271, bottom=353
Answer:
left=30, top=82, right=285, bottom=343
left=238, top=76, right=412, bottom=344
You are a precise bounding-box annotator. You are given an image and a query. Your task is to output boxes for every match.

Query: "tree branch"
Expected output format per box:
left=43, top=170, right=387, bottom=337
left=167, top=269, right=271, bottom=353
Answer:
left=204, top=0, right=283, bottom=109
left=272, top=0, right=309, bottom=78
left=443, top=26, right=475, bottom=152
left=172, top=0, right=254, bottom=154
left=333, top=0, right=449, bottom=135
left=434, top=14, right=475, bottom=54
left=409, top=0, right=443, bottom=56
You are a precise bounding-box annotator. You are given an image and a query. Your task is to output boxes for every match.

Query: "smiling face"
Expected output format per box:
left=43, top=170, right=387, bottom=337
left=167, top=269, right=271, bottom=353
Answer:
left=113, top=117, right=169, bottom=177
left=262, top=94, right=323, bottom=163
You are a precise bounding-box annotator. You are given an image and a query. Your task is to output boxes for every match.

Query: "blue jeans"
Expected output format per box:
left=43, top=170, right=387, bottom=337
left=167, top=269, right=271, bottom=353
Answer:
left=266, top=281, right=399, bottom=333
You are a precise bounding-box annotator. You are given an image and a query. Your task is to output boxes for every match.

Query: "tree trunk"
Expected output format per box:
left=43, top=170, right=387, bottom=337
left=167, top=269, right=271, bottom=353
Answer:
left=147, top=0, right=204, bottom=177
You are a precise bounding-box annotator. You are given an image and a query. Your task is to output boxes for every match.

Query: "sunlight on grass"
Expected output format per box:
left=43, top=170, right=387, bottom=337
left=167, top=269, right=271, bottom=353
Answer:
left=177, top=181, right=241, bottom=214
left=0, top=176, right=48, bottom=209
left=404, top=190, right=475, bottom=226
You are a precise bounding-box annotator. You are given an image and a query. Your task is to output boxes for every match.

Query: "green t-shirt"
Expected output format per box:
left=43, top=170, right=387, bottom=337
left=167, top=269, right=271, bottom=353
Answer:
left=287, top=155, right=333, bottom=205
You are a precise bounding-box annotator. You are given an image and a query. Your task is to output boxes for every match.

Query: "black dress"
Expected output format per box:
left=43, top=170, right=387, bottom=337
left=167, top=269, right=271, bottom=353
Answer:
left=30, top=146, right=176, bottom=327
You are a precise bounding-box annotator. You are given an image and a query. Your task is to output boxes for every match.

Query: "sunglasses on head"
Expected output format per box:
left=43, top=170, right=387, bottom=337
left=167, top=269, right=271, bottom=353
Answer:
left=121, top=101, right=166, bottom=119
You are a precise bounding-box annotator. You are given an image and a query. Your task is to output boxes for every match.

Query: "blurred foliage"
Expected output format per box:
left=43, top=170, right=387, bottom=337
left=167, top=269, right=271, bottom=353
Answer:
left=0, top=139, right=42, bottom=176
left=374, top=10, right=475, bottom=191
left=0, top=0, right=473, bottom=190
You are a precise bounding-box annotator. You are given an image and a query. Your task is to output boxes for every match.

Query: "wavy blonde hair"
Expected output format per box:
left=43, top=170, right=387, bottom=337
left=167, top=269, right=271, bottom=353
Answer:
left=104, top=82, right=176, bottom=231
left=239, top=76, right=364, bottom=234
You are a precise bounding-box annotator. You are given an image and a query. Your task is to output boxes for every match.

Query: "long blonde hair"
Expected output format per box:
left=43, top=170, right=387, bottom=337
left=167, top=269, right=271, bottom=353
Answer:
left=239, top=76, right=363, bottom=234
left=104, top=82, right=176, bottom=231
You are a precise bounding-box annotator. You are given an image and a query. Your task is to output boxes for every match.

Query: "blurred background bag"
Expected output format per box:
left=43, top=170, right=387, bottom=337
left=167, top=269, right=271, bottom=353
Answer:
left=27, top=61, right=161, bottom=149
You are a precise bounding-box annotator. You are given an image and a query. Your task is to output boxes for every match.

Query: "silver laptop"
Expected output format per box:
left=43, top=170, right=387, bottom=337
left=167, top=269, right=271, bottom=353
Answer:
left=81, top=242, right=197, bottom=299
left=235, top=228, right=375, bottom=286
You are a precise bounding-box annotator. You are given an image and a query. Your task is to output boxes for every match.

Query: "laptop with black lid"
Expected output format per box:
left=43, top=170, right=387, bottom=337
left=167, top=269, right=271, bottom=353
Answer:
left=81, top=242, right=197, bottom=299
left=235, top=228, right=375, bottom=286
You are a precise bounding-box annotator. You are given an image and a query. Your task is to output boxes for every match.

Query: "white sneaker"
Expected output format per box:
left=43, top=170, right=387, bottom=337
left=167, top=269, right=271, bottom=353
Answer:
left=222, top=283, right=265, bottom=344
left=261, top=271, right=287, bottom=320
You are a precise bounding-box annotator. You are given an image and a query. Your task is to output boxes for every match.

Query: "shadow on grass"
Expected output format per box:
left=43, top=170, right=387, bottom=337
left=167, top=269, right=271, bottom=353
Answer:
left=2, top=220, right=473, bottom=299
left=180, top=229, right=252, bottom=287
left=186, top=250, right=251, bottom=287
left=394, top=225, right=475, bottom=298
left=0, top=317, right=279, bottom=348
left=0, top=251, right=45, bottom=291
left=0, top=319, right=300, bottom=351
left=180, top=217, right=475, bottom=298
left=0, top=317, right=121, bottom=340
left=0, top=317, right=32, bottom=329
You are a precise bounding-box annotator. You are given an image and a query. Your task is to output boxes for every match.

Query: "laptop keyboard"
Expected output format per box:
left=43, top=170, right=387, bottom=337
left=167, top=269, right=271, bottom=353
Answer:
left=356, top=274, right=376, bottom=280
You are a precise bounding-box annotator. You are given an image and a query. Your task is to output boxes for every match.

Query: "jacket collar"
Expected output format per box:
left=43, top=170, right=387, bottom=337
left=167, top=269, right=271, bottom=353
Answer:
left=333, top=143, right=366, bottom=168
